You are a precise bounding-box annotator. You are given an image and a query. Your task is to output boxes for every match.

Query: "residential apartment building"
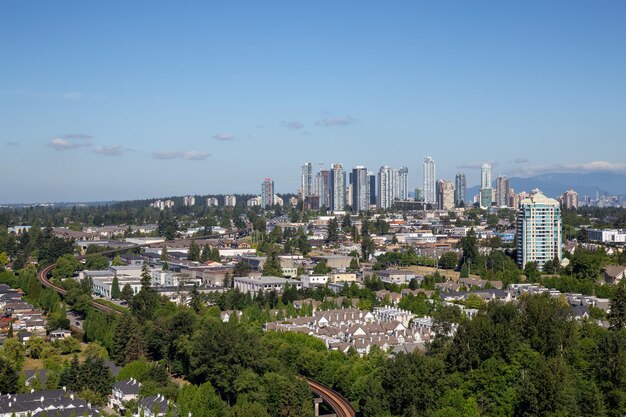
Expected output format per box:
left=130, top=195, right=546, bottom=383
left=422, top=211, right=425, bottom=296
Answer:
left=261, top=178, right=274, bottom=209
left=329, top=163, right=346, bottom=211
left=516, top=190, right=562, bottom=270
left=436, top=180, right=455, bottom=211
left=454, top=172, right=466, bottom=207
left=560, top=189, right=579, bottom=209
left=423, top=157, right=436, bottom=204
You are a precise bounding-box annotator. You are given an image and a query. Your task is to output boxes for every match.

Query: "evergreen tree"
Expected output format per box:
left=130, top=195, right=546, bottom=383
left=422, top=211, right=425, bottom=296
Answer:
left=0, top=356, right=19, bottom=393
left=262, top=247, right=283, bottom=277
left=111, top=275, right=121, bottom=300
left=326, top=218, right=339, bottom=244
left=188, top=241, right=200, bottom=262
left=199, top=244, right=210, bottom=263
left=121, top=284, right=134, bottom=304
left=210, top=247, right=221, bottom=262
left=160, top=245, right=168, bottom=261
left=608, top=282, right=626, bottom=330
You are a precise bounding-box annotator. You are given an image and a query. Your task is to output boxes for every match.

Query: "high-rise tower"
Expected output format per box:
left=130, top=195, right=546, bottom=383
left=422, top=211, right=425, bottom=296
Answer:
left=300, top=162, right=313, bottom=200
left=454, top=172, right=466, bottom=207
left=329, top=163, right=346, bottom=212
left=423, top=157, right=436, bottom=205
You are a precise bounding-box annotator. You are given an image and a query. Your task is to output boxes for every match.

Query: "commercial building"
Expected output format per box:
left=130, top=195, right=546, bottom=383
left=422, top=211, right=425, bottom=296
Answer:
left=480, top=163, right=492, bottom=189
left=369, top=173, right=377, bottom=205
left=436, top=180, right=455, bottom=211
left=516, top=190, right=562, bottom=270
left=587, top=229, right=626, bottom=243
left=233, top=276, right=302, bottom=294
left=454, top=172, right=466, bottom=207
left=423, top=157, right=436, bottom=204
left=261, top=178, right=274, bottom=209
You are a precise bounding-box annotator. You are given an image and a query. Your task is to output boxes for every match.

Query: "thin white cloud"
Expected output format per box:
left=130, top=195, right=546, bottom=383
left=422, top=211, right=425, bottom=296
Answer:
left=181, top=150, right=210, bottom=160
left=61, top=92, right=84, bottom=100
left=6, top=141, right=19, bottom=146
left=152, top=150, right=210, bottom=161
left=456, top=161, right=498, bottom=170
left=213, top=133, right=236, bottom=141
left=512, top=161, right=626, bottom=177
left=48, top=133, right=93, bottom=151
left=93, top=145, right=124, bottom=156
left=282, top=121, right=304, bottom=129
left=315, top=116, right=356, bottom=126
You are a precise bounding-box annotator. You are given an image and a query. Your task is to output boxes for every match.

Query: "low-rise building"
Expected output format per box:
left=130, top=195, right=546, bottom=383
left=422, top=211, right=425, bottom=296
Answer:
left=234, top=276, right=302, bottom=294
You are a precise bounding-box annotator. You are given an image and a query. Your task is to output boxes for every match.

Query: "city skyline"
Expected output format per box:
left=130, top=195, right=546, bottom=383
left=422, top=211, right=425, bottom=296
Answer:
left=2, top=1, right=626, bottom=203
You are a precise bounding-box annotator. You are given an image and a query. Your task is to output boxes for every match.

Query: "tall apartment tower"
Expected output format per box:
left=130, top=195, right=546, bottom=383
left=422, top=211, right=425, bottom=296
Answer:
left=224, top=195, right=237, bottom=207
left=561, top=189, right=579, bottom=209
left=315, top=170, right=330, bottom=208
left=377, top=166, right=396, bottom=209
left=398, top=167, right=409, bottom=201
left=351, top=166, right=370, bottom=212
left=183, top=196, right=196, bottom=207
left=454, top=172, right=466, bottom=207
left=516, top=190, right=562, bottom=270
left=480, top=163, right=492, bottom=189
left=423, top=157, right=436, bottom=205
left=496, top=176, right=510, bottom=207
left=300, top=162, right=313, bottom=200
left=261, top=178, right=274, bottom=209
left=436, top=180, right=455, bottom=211
left=369, top=173, right=377, bottom=205
left=329, top=163, right=346, bottom=212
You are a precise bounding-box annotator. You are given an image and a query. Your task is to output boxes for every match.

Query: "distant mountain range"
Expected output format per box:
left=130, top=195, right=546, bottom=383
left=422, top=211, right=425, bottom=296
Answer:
left=466, top=172, right=626, bottom=199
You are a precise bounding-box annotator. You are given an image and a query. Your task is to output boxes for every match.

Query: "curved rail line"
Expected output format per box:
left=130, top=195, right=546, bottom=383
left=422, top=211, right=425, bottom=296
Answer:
left=36, top=229, right=355, bottom=417
left=305, top=377, right=356, bottom=417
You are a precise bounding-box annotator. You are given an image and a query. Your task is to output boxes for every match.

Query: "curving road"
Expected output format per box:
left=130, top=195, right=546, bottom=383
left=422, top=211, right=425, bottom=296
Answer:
left=305, top=377, right=356, bottom=417
left=36, top=230, right=355, bottom=417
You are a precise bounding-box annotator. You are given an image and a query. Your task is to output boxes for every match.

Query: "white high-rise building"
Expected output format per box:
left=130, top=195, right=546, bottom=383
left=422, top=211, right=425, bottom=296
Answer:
left=300, top=162, right=313, bottom=200
left=261, top=178, right=274, bottom=209
left=224, top=195, right=237, bottom=207
left=377, top=166, right=396, bottom=209
left=423, top=157, right=436, bottom=204
left=183, top=196, right=196, bottom=207
left=315, top=170, right=330, bottom=208
left=206, top=197, right=218, bottom=207
left=481, top=163, right=492, bottom=189
left=516, top=190, right=562, bottom=270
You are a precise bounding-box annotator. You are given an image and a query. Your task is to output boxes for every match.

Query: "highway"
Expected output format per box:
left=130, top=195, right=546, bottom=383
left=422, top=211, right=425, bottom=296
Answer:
left=36, top=228, right=356, bottom=417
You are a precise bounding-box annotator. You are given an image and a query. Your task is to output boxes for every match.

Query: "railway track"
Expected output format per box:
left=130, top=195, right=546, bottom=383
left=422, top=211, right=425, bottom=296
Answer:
left=36, top=228, right=355, bottom=417
left=305, top=377, right=356, bottom=417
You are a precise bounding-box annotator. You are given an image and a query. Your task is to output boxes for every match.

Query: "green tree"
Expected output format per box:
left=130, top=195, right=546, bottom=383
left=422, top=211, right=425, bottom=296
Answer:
left=0, top=356, right=19, bottom=393
left=608, top=282, right=626, bottom=330
left=188, top=241, right=201, bottom=262
left=312, top=259, right=332, bottom=275
left=326, top=218, right=339, bottom=244
left=112, top=255, right=124, bottom=266
left=1, top=337, right=25, bottom=370
left=233, top=261, right=252, bottom=277
left=85, top=253, right=109, bottom=270
left=53, top=254, right=81, bottom=279
left=439, top=252, right=459, bottom=270
left=262, top=247, right=283, bottom=277
left=121, top=284, right=135, bottom=304
left=111, top=275, right=121, bottom=300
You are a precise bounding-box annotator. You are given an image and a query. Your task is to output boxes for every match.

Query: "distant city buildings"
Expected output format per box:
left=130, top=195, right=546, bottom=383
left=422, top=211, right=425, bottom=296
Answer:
left=560, top=189, right=579, bottom=209
left=479, top=163, right=493, bottom=208
left=330, top=163, right=346, bottom=212
left=183, top=195, right=196, bottom=207
left=398, top=167, right=409, bottom=201
left=261, top=178, right=274, bottom=209
left=436, top=180, right=455, bottom=211
left=150, top=199, right=174, bottom=210
left=315, top=169, right=330, bottom=208
left=454, top=172, right=466, bottom=207
left=224, top=195, right=237, bottom=207
left=516, top=190, right=562, bottom=270
left=496, top=176, right=510, bottom=207
left=206, top=197, right=218, bottom=207
left=378, top=166, right=396, bottom=210
left=423, top=157, right=436, bottom=204
left=301, top=162, right=313, bottom=200
left=351, top=166, right=370, bottom=212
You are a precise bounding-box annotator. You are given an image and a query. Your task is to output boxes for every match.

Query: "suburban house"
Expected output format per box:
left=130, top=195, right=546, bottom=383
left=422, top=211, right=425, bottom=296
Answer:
left=109, top=378, right=142, bottom=414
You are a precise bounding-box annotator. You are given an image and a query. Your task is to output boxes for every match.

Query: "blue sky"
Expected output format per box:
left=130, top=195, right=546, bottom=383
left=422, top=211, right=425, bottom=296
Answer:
left=1, top=1, right=625, bottom=203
